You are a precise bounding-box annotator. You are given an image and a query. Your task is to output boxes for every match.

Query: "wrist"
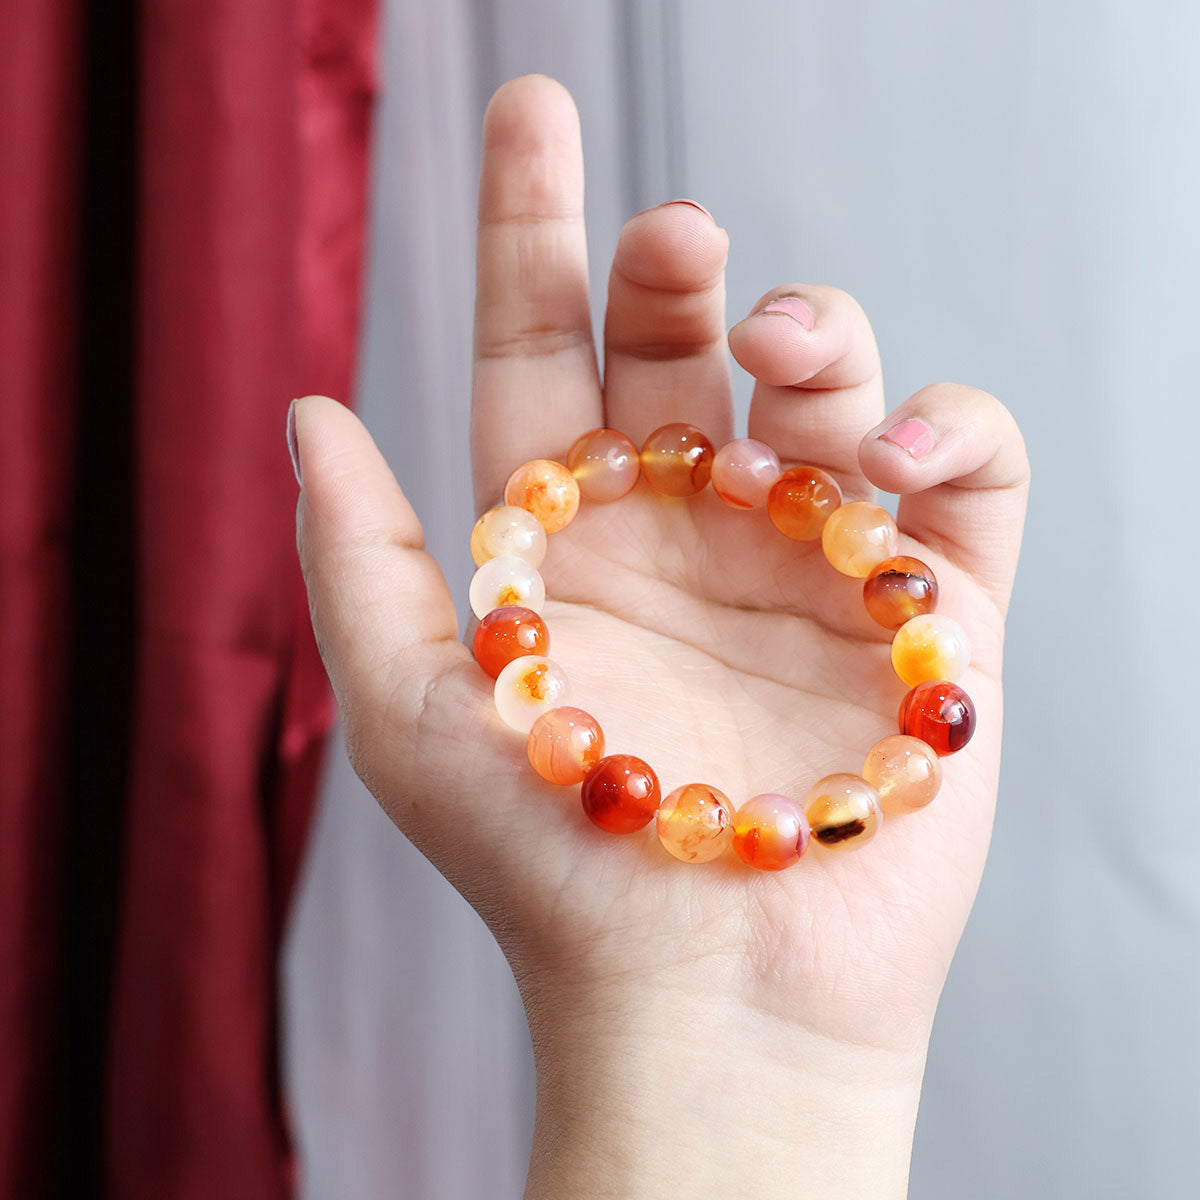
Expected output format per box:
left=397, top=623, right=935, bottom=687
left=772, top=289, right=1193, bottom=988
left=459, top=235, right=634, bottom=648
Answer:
left=521, top=979, right=929, bottom=1200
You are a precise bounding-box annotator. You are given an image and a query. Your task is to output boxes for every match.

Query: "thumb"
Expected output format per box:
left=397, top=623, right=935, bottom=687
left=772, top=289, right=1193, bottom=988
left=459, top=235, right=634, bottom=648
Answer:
left=290, top=394, right=469, bottom=774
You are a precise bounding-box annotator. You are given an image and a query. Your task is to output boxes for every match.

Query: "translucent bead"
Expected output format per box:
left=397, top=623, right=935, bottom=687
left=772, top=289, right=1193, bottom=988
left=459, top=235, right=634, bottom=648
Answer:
left=527, top=706, right=605, bottom=785
left=473, top=605, right=549, bottom=679
left=493, top=655, right=569, bottom=733
left=898, top=681, right=977, bottom=756
left=767, top=465, right=843, bottom=540
left=655, top=783, right=736, bottom=863
left=470, top=505, right=548, bottom=568
left=804, top=773, right=882, bottom=851
left=580, top=754, right=662, bottom=833
left=640, top=423, right=715, bottom=496
left=731, top=793, right=810, bottom=871
left=710, top=439, right=781, bottom=509
left=567, top=428, right=640, bottom=502
left=821, top=501, right=899, bottom=577
left=891, top=614, right=971, bottom=687
left=504, top=459, right=581, bottom=533
left=863, top=555, right=938, bottom=630
left=468, top=555, right=545, bottom=619
left=862, top=734, right=942, bottom=814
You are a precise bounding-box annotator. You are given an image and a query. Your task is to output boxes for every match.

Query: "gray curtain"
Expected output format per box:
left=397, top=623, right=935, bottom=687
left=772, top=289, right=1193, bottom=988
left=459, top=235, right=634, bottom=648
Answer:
left=283, top=2, right=1200, bottom=1196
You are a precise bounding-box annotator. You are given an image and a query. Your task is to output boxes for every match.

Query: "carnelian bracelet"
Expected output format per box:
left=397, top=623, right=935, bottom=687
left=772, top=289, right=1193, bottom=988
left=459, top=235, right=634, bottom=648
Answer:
left=467, top=423, right=976, bottom=870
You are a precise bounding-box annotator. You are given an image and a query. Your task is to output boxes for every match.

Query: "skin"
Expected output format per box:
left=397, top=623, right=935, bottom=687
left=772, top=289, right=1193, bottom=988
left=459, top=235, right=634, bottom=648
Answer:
left=292, top=75, right=1030, bottom=1199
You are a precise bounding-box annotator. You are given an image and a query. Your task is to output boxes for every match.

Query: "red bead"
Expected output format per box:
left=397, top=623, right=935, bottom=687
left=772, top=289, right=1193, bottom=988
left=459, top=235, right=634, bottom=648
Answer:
left=580, top=754, right=662, bottom=833
left=863, top=555, right=939, bottom=630
left=472, top=606, right=549, bottom=679
left=898, top=680, right=977, bottom=756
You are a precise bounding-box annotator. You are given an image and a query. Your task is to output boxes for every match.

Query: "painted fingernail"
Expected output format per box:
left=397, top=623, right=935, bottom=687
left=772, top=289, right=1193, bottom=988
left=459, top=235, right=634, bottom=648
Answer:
left=287, top=399, right=302, bottom=486
left=761, top=296, right=815, bottom=331
left=659, top=198, right=714, bottom=221
left=879, top=417, right=935, bottom=459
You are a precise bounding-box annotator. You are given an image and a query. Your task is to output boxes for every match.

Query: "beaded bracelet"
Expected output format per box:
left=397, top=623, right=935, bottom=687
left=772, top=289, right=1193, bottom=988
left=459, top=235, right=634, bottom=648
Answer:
left=468, top=423, right=976, bottom=871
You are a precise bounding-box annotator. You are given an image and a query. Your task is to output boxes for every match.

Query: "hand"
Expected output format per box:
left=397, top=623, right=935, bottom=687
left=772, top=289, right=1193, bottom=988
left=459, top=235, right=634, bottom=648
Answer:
left=292, top=75, right=1029, bottom=1199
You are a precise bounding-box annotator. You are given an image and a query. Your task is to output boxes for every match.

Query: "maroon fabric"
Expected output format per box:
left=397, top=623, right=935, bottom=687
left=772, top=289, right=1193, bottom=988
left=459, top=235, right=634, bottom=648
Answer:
left=0, top=0, right=378, bottom=1194
left=0, top=2, right=80, bottom=1195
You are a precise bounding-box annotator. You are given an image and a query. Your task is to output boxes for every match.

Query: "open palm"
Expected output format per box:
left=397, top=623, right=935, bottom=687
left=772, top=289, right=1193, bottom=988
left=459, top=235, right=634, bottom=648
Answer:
left=293, top=76, right=1028, bottom=1065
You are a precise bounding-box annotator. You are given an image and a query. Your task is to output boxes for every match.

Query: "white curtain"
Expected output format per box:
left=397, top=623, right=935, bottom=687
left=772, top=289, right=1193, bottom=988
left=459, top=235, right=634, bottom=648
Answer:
left=284, top=2, right=1200, bottom=1196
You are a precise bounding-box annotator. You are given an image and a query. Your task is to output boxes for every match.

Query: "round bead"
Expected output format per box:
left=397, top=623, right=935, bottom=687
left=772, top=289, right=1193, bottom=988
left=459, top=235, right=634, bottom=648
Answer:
left=804, top=774, right=882, bottom=851
left=493, top=655, right=569, bottom=733
left=863, top=556, right=939, bottom=630
left=472, top=606, right=549, bottom=679
left=468, top=555, right=545, bottom=619
left=891, top=614, right=971, bottom=687
left=581, top=755, right=662, bottom=834
left=898, top=681, right=977, bottom=756
left=640, top=423, right=715, bottom=496
left=821, top=501, right=899, bottom=577
left=862, top=734, right=942, bottom=814
left=711, top=439, right=781, bottom=509
left=527, top=706, right=605, bottom=785
left=567, top=428, right=640, bottom=502
left=731, top=793, right=810, bottom=871
left=656, top=784, right=736, bottom=863
left=767, top=465, right=843, bottom=541
left=470, top=505, right=548, bottom=568
left=504, top=459, right=581, bottom=533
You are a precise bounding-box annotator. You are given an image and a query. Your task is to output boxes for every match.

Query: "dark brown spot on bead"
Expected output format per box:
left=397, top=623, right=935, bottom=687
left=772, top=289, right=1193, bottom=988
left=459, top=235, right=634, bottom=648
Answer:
left=816, top=819, right=867, bottom=845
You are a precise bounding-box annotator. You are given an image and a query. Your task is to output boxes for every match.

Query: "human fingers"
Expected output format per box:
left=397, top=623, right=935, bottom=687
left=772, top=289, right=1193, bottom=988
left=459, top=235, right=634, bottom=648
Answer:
left=472, top=75, right=603, bottom=510
left=858, top=383, right=1030, bottom=614
left=602, top=200, right=733, bottom=445
left=729, top=285, right=884, bottom=495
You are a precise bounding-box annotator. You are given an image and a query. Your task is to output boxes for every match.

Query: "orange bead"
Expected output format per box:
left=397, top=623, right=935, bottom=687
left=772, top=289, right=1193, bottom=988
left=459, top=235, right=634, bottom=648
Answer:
left=504, top=459, right=581, bottom=532
left=732, top=793, right=810, bottom=871
left=862, top=556, right=938, bottom=630
left=821, top=501, right=899, bottom=577
left=804, top=773, right=882, bottom=851
left=640, top=423, right=714, bottom=496
left=898, top=681, right=976, bottom=756
left=655, top=784, right=736, bottom=863
left=527, top=707, right=605, bottom=785
left=862, top=734, right=942, bottom=813
left=767, top=465, right=843, bottom=540
left=581, top=755, right=661, bottom=833
left=472, top=606, right=549, bottom=679
left=567, top=428, right=640, bottom=502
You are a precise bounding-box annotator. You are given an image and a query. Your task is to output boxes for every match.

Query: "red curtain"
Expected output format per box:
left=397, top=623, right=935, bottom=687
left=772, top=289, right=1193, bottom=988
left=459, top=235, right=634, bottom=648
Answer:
left=0, top=0, right=379, bottom=1195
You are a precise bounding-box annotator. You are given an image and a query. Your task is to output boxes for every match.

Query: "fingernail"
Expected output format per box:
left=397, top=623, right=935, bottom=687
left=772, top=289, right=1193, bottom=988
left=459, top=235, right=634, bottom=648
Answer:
left=659, top=198, right=714, bottom=221
left=761, top=296, right=815, bottom=331
left=287, top=399, right=302, bottom=486
left=879, top=417, right=935, bottom=459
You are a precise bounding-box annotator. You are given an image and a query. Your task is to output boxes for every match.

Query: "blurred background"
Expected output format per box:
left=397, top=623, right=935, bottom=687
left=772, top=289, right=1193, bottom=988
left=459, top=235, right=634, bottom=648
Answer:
left=4, top=1, right=1196, bottom=1198
left=284, top=2, right=1199, bottom=1198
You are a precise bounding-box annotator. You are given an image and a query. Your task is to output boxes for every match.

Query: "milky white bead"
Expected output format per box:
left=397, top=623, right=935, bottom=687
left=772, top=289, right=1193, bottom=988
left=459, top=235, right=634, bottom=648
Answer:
left=890, top=613, right=971, bottom=687
left=493, top=655, right=569, bottom=732
left=469, top=556, right=546, bottom=619
left=470, top=505, right=548, bottom=567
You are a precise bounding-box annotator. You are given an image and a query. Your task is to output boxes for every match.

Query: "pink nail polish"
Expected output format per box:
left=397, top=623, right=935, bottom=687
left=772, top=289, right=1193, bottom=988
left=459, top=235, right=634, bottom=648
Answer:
left=659, top=198, right=714, bottom=221
left=761, top=296, right=815, bottom=331
left=287, top=399, right=302, bottom=486
left=879, top=417, right=935, bottom=460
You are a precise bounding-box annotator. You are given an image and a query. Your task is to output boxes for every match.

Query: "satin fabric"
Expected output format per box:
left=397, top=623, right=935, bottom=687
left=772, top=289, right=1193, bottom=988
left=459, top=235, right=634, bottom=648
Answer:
left=0, top=1, right=378, bottom=1195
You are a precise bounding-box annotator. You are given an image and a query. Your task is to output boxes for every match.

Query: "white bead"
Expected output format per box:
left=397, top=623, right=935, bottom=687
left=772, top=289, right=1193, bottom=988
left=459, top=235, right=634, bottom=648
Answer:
left=469, top=556, right=546, bottom=619
left=470, top=505, right=548, bottom=568
left=493, top=656, right=569, bottom=732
